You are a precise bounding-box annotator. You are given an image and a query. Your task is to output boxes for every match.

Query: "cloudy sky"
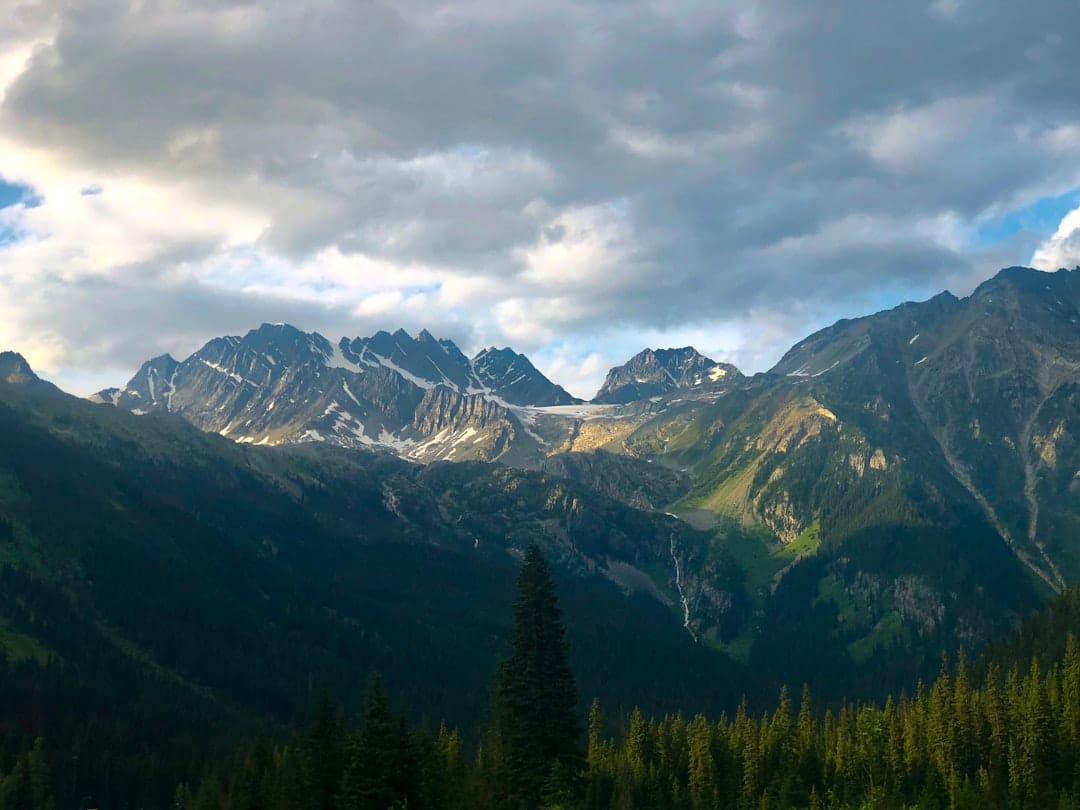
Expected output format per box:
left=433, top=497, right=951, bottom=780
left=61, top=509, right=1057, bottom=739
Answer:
left=2, top=0, right=1080, bottom=398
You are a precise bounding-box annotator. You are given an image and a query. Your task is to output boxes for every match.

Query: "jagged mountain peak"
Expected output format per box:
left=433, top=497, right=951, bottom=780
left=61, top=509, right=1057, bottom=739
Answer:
left=241, top=322, right=322, bottom=352
left=471, top=346, right=582, bottom=406
left=474, top=345, right=524, bottom=364
left=0, top=351, right=38, bottom=384
left=593, top=346, right=742, bottom=404
left=984, top=264, right=1073, bottom=284
left=89, top=352, right=181, bottom=409
left=256, top=321, right=302, bottom=334
left=138, top=353, right=179, bottom=373
left=971, top=265, right=1080, bottom=304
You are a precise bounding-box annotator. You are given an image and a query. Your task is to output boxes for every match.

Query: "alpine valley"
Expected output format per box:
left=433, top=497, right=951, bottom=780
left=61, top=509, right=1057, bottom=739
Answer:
left=3, top=266, right=1080, bottom=804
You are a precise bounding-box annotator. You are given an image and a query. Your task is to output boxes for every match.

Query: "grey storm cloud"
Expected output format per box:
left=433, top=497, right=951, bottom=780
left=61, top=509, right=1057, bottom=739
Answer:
left=3, top=0, right=1080, bottom=394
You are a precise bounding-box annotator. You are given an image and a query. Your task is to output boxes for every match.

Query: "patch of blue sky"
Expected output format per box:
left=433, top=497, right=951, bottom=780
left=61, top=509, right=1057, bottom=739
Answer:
left=0, top=182, right=22, bottom=209
left=0, top=179, right=41, bottom=246
left=973, top=186, right=1080, bottom=247
left=0, top=180, right=31, bottom=246
left=0, top=178, right=42, bottom=210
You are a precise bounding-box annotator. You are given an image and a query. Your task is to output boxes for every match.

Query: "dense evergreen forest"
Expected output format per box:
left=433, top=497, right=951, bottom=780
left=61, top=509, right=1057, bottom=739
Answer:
left=2, top=550, right=1080, bottom=809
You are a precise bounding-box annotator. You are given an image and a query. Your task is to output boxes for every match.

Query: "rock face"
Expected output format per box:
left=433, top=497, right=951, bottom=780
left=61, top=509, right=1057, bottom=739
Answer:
left=593, top=347, right=742, bottom=404
left=539, top=450, right=691, bottom=511
left=409, top=387, right=532, bottom=463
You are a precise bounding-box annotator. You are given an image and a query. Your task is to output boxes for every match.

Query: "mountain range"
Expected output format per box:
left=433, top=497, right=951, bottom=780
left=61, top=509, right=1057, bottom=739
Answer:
left=90, top=323, right=738, bottom=464
left=2, top=265, right=1079, bottom=740
left=93, top=266, right=1080, bottom=588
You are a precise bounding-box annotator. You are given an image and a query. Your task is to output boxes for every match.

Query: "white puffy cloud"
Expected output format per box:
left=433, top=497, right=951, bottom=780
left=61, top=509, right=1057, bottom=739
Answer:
left=1032, top=207, right=1080, bottom=272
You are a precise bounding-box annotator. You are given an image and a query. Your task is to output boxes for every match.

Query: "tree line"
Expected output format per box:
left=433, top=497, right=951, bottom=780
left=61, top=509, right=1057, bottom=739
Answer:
left=154, top=644, right=1080, bottom=809
left=3, top=550, right=1080, bottom=809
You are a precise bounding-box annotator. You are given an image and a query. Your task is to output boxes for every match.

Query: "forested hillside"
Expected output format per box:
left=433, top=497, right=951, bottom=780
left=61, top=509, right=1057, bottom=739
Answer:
left=7, top=572, right=1075, bottom=809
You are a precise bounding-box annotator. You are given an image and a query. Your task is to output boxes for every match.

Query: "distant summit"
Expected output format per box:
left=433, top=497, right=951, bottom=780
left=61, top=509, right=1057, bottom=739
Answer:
left=90, top=354, right=179, bottom=410
left=593, top=347, right=742, bottom=404
left=0, top=352, right=38, bottom=385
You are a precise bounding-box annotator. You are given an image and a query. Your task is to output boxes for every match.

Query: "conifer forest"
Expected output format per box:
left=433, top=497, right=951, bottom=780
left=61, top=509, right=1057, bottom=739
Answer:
left=3, top=550, right=1080, bottom=809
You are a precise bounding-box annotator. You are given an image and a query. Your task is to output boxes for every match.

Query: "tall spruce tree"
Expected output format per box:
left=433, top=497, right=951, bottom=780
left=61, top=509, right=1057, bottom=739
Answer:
left=339, top=674, right=421, bottom=810
left=492, top=544, right=582, bottom=808
left=306, top=688, right=345, bottom=810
